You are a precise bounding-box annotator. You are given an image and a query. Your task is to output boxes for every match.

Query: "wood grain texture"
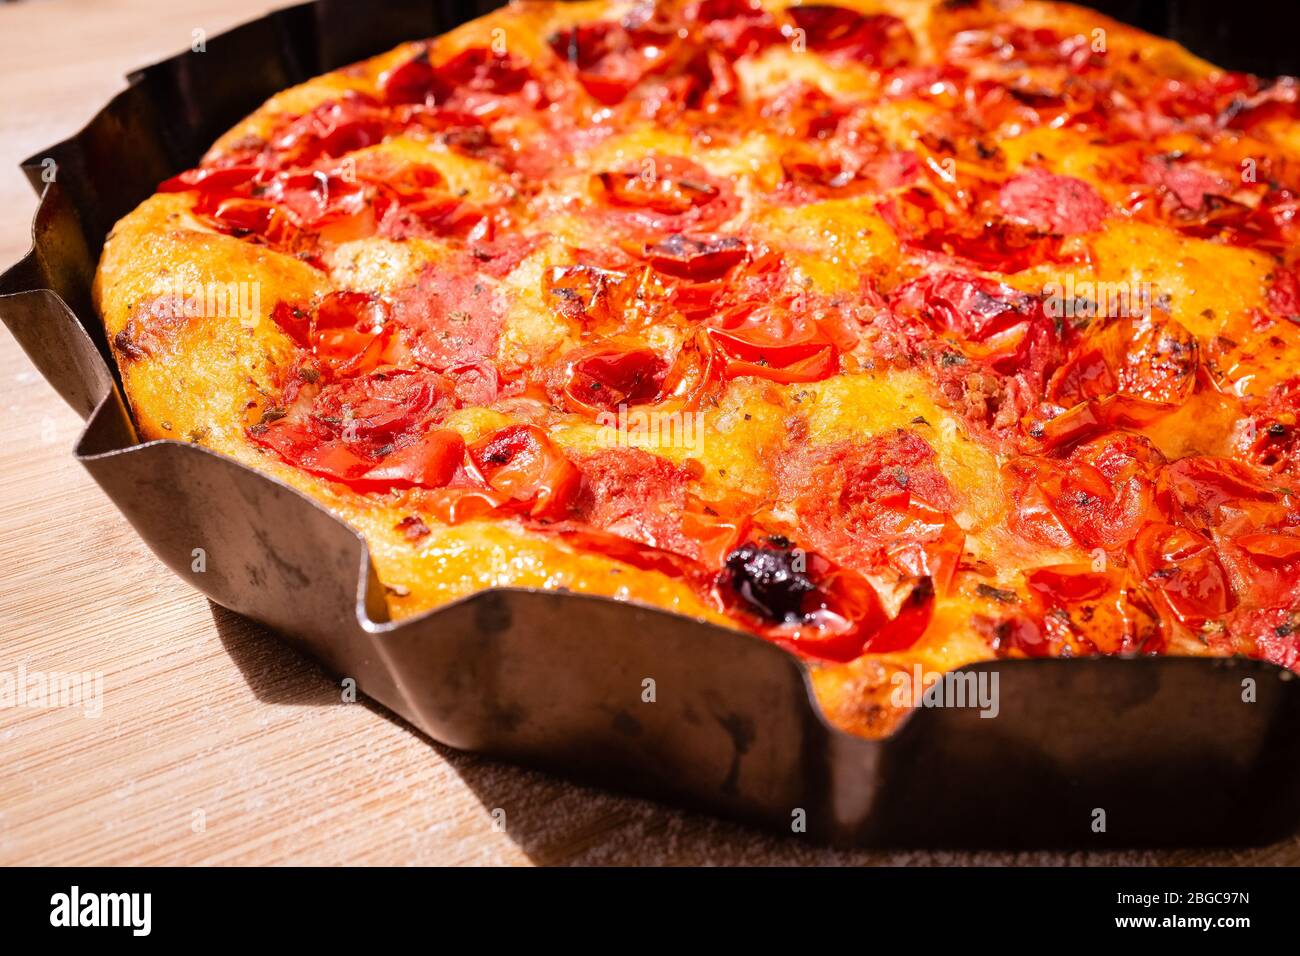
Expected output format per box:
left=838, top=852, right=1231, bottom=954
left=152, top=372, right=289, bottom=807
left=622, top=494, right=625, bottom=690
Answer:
left=0, top=0, right=1295, bottom=866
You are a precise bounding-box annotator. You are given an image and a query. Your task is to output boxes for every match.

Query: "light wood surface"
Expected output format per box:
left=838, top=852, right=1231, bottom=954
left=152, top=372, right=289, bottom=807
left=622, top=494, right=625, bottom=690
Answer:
left=0, top=0, right=1295, bottom=866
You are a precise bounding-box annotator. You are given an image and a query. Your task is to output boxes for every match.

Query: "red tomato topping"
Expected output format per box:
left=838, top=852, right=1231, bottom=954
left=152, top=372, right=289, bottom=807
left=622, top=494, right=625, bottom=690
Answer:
left=1237, top=378, right=1300, bottom=475
left=1227, top=608, right=1300, bottom=670
left=686, top=0, right=783, bottom=56
left=1268, top=267, right=1300, bottom=321
left=717, top=537, right=897, bottom=662
left=1049, top=314, right=1198, bottom=409
left=890, top=271, right=1039, bottom=344
left=268, top=292, right=408, bottom=375
left=594, top=157, right=739, bottom=234
left=1007, top=431, right=1166, bottom=550
left=265, top=94, right=389, bottom=166
left=466, top=424, right=581, bottom=520
left=1157, top=456, right=1300, bottom=611
left=1138, top=154, right=1231, bottom=214
left=379, top=47, right=537, bottom=110
left=880, top=186, right=1084, bottom=273
left=888, top=272, right=1063, bottom=438
left=389, top=261, right=506, bottom=370
left=779, top=137, right=920, bottom=201
left=355, top=429, right=466, bottom=489
left=158, top=164, right=264, bottom=196
left=248, top=370, right=463, bottom=492
left=600, top=171, right=719, bottom=216
left=993, top=564, right=1163, bottom=657
left=1150, top=73, right=1299, bottom=132
left=1040, top=314, right=1199, bottom=447
left=545, top=263, right=644, bottom=332
left=996, top=168, right=1109, bottom=236
left=705, top=302, right=842, bottom=383
left=777, top=430, right=963, bottom=586
left=1159, top=455, right=1283, bottom=532
left=1131, top=523, right=1235, bottom=626
left=947, top=25, right=1102, bottom=73
left=787, top=6, right=915, bottom=67
left=570, top=448, right=723, bottom=563
left=562, top=346, right=670, bottom=414
left=645, top=234, right=748, bottom=281
left=548, top=19, right=677, bottom=104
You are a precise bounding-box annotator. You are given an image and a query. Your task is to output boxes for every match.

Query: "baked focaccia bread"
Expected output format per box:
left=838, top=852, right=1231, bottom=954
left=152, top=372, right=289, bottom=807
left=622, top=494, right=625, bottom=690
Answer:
left=95, top=0, right=1300, bottom=737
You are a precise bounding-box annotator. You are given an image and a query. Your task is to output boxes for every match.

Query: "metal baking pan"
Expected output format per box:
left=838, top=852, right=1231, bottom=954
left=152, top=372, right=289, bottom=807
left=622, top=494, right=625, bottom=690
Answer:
left=3, top=0, right=1298, bottom=848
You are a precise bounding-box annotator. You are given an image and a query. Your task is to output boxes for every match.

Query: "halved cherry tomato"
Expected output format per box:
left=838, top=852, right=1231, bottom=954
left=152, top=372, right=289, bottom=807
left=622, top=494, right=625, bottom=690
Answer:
left=313, top=292, right=388, bottom=360
left=158, top=165, right=264, bottom=196
left=562, top=346, right=669, bottom=414
left=705, top=303, right=842, bottom=383
left=645, top=234, right=748, bottom=281
left=1007, top=431, right=1166, bottom=550
left=777, top=430, right=963, bottom=587
left=269, top=292, right=410, bottom=376
left=380, top=47, right=535, bottom=108
left=718, top=538, right=899, bottom=662
left=594, top=157, right=739, bottom=233
left=686, top=0, right=783, bottom=56
left=549, top=20, right=679, bottom=104
left=1010, top=564, right=1164, bottom=656
left=356, top=429, right=465, bottom=489
left=380, top=50, right=438, bottom=105
left=947, top=24, right=1101, bottom=73
left=204, top=198, right=299, bottom=244
left=1156, top=456, right=1300, bottom=611
left=545, top=263, right=643, bottom=331
left=1026, top=566, right=1113, bottom=603
left=1131, top=523, right=1235, bottom=626
left=599, top=172, right=719, bottom=216
left=890, top=271, right=1039, bottom=343
left=265, top=94, right=388, bottom=166
left=313, top=371, right=448, bottom=445
left=466, top=424, right=581, bottom=520
left=250, top=416, right=463, bottom=492
left=879, top=186, right=1083, bottom=273
left=1237, top=533, right=1300, bottom=563
left=1159, top=455, right=1284, bottom=532
left=680, top=496, right=749, bottom=570
left=1041, top=314, right=1199, bottom=447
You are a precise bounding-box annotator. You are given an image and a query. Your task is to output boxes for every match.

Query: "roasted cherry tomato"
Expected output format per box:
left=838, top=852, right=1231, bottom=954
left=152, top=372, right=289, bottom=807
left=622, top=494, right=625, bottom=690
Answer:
left=717, top=537, right=915, bottom=662
left=561, top=345, right=670, bottom=414
left=466, top=424, right=581, bottom=520
left=1007, top=431, right=1166, bottom=550
left=1131, top=524, right=1235, bottom=626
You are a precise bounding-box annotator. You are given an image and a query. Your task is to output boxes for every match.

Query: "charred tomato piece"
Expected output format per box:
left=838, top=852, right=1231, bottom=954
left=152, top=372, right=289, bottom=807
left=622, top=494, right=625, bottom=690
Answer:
left=718, top=537, right=930, bottom=662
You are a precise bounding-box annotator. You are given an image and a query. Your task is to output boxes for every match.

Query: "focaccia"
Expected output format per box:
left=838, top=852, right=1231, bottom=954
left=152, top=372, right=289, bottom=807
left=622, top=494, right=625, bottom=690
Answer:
left=95, top=0, right=1300, bottom=737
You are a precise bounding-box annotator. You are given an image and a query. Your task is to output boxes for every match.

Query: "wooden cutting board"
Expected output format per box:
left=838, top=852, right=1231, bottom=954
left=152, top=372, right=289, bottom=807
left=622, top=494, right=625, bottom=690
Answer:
left=0, top=0, right=1295, bottom=866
